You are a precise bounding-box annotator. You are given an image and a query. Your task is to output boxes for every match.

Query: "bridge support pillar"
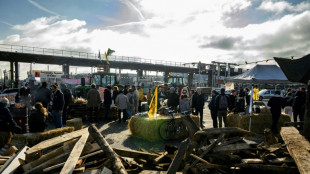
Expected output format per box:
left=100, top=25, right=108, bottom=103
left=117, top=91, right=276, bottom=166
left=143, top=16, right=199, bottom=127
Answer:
left=164, top=71, right=169, bottom=84
left=14, top=61, right=19, bottom=88
left=188, top=72, right=194, bottom=88
left=62, top=64, right=70, bottom=78
left=207, top=69, right=212, bottom=87
left=137, top=69, right=143, bottom=85
left=10, top=61, right=14, bottom=88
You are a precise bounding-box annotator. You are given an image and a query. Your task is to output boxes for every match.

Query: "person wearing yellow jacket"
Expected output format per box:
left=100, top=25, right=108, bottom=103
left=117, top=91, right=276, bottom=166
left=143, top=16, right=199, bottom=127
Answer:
left=253, top=86, right=259, bottom=100
left=138, top=86, right=144, bottom=112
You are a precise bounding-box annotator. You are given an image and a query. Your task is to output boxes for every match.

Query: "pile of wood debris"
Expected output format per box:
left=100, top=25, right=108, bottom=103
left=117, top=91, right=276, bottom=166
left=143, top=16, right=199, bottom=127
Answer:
left=0, top=124, right=305, bottom=174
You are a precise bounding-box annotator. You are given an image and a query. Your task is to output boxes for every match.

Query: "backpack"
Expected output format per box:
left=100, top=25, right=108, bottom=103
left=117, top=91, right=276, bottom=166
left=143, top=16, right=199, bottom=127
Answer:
left=218, top=95, right=228, bottom=110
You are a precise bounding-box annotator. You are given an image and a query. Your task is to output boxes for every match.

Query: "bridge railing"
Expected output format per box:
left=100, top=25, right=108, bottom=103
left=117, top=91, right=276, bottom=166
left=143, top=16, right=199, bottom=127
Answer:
left=0, top=44, right=196, bottom=68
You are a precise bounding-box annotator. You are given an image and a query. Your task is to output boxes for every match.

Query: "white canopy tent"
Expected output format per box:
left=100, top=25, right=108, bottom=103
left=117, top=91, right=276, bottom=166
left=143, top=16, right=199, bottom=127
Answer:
left=225, top=64, right=291, bottom=131
left=225, top=64, right=290, bottom=84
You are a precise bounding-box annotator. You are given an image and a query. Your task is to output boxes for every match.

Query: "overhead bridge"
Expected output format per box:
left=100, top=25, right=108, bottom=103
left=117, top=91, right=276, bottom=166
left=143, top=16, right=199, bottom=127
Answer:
left=0, top=44, right=197, bottom=73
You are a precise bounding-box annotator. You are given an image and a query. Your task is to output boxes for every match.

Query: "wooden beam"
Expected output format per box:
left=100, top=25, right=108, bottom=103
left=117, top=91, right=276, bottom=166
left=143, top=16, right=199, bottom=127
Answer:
left=0, top=146, right=28, bottom=174
left=189, top=153, right=228, bottom=173
left=213, top=143, right=251, bottom=153
left=167, top=138, right=190, bottom=174
left=190, top=134, right=225, bottom=167
left=60, top=132, right=89, bottom=174
left=234, top=164, right=299, bottom=174
left=197, top=127, right=255, bottom=139
left=88, top=124, right=127, bottom=174
left=22, top=139, right=78, bottom=172
left=280, top=126, right=310, bottom=174
left=25, top=128, right=87, bottom=157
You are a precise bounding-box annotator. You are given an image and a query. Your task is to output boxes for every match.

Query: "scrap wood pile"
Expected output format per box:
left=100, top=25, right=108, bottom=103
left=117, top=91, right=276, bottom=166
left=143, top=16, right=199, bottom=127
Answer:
left=0, top=125, right=301, bottom=174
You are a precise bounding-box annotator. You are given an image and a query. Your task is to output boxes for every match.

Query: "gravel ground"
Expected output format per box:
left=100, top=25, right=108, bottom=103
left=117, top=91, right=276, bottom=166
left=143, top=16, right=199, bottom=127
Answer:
left=93, top=102, right=214, bottom=152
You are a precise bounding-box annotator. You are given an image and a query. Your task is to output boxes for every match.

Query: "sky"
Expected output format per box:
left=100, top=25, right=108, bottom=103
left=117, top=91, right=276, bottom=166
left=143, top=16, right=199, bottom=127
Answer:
left=0, top=0, right=310, bottom=78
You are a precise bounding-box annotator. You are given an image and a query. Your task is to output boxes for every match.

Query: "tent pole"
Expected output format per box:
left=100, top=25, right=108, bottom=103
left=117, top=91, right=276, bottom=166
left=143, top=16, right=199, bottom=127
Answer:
left=249, top=85, right=254, bottom=131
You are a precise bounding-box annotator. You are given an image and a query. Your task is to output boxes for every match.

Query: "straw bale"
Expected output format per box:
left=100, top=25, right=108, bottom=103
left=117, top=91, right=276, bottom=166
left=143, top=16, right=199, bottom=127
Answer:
left=128, top=115, right=199, bottom=142
left=66, top=118, right=83, bottom=131
left=0, top=132, right=12, bottom=148
left=227, top=113, right=291, bottom=134
left=10, top=127, right=74, bottom=149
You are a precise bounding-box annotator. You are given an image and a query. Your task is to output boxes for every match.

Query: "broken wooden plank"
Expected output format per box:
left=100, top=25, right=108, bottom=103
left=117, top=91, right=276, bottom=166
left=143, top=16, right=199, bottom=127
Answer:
left=0, top=146, right=28, bottom=174
left=267, top=157, right=295, bottom=164
left=89, top=124, right=127, bottom=174
left=190, top=153, right=228, bottom=173
left=213, top=143, right=251, bottom=153
left=241, top=158, right=264, bottom=164
left=197, top=127, right=255, bottom=139
left=25, top=128, right=87, bottom=157
left=22, top=139, right=78, bottom=172
left=60, top=132, right=89, bottom=174
left=190, top=134, right=225, bottom=168
left=167, top=138, right=190, bottom=174
left=153, top=151, right=168, bottom=164
left=1, top=145, right=18, bottom=156
left=280, top=126, right=310, bottom=174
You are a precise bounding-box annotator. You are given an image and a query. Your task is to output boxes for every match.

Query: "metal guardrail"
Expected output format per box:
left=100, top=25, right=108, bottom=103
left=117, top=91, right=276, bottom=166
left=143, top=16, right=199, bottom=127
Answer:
left=0, top=44, right=196, bottom=68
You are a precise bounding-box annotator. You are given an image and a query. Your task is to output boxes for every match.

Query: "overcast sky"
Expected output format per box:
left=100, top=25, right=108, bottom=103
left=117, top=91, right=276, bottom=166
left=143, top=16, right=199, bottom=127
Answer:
left=0, top=0, right=310, bottom=77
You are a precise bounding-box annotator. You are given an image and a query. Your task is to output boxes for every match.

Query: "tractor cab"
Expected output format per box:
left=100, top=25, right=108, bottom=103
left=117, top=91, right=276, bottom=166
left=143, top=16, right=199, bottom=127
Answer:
left=91, top=72, right=117, bottom=87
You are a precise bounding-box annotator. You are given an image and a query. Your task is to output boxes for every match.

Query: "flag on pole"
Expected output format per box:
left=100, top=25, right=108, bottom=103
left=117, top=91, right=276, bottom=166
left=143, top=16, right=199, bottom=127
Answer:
left=104, top=48, right=115, bottom=65
left=148, top=86, right=158, bottom=118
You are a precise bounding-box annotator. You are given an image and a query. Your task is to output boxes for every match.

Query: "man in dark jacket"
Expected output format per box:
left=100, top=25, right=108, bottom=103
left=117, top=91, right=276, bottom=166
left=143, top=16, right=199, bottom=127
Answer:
left=292, top=90, right=306, bottom=122
left=61, top=84, right=72, bottom=125
left=215, top=88, right=230, bottom=128
left=208, top=90, right=218, bottom=128
left=268, top=91, right=286, bottom=134
left=104, top=85, right=112, bottom=122
left=192, top=87, right=205, bottom=128
left=87, top=83, right=101, bottom=123
left=167, top=87, right=179, bottom=112
left=35, top=82, right=51, bottom=108
left=0, top=98, right=22, bottom=147
left=51, top=84, right=65, bottom=128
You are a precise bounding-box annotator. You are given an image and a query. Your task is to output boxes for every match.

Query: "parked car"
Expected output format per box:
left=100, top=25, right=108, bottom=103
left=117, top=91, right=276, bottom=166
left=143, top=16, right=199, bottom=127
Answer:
left=259, top=89, right=276, bottom=100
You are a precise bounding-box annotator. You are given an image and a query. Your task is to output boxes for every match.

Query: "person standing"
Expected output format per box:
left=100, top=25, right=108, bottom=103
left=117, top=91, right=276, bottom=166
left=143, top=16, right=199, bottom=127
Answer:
left=228, top=90, right=237, bottom=112
left=0, top=98, right=22, bottom=148
left=61, top=84, right=72, bottom=125
left=236, top=88, right=246, bottom=112
left=180, top=95, right=191, bottom=113
left=146, top=88, right=153, bottom=105
left=86, top=84, right=101, bottom=123
left=284, top=92, right=294, bottom=120
left=104, top=85, right=112, bottom=122
left=292, top=90, right=306, bottom=122
left=112, top=86, right=119, bottom=104
left=35, top=82, right=51, bottom=108
left=115, top=90, right=129, bottom=123
left=138, top=86, right=144, bottom=112
left=215, top=88, right=230, bottom=128
left=50, top=84, right=64, bottom=128
left=126, top=88, right=134, bottom=118
left=208, top=90, right=218, bottom=128
left=19, top=83, right=32, bottom=115
left=132, top=86, right=139, bottom=114
left=192, top=87, right=205, bottom=128
left=267, top=91, right=285, bottom=134
left=167, top=87, right=179, bottom=112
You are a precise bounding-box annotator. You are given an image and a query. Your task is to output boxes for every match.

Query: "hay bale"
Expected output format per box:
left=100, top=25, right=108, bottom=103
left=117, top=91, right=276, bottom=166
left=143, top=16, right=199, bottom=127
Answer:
left=66, top=118, right=83, bottom=130
left=227, top=112, right=291, bottom=134
left=10, top=127, right=75, bottom=149
left=0, top=132, right=12, bottom=148
left=128, top=115, right=199, bottom=142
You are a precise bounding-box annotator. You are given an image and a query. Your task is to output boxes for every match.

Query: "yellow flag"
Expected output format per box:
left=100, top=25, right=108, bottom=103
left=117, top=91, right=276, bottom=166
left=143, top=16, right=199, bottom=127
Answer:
left=148, top=87, right=158, bottom=118
left=104, top=52, right=110, bottom=65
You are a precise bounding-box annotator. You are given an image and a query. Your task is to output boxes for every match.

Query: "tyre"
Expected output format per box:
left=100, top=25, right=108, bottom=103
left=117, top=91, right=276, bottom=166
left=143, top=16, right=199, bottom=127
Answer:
left=159, top=122, right=175, bottom=140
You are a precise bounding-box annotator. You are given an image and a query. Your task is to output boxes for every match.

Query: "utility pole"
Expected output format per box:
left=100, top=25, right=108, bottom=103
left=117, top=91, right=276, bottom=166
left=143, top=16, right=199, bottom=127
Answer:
left=211, top=61, right=227, bottom=87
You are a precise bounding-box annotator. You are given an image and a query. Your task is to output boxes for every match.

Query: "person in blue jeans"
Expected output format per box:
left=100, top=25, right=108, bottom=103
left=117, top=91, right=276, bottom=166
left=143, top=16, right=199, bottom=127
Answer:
left=50, top=84, right=64, bottom=128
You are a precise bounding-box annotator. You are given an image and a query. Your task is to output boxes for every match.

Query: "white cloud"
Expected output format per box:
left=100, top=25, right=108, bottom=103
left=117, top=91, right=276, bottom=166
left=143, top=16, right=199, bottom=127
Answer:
left=1, top=0, right=310, bottom=70
left=257, top=0, right=310, bottom=13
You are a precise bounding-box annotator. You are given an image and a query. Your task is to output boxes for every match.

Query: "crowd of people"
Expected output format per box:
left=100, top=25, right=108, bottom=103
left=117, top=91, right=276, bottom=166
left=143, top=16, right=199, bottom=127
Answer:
left=0, top=81, right=307, bottom=138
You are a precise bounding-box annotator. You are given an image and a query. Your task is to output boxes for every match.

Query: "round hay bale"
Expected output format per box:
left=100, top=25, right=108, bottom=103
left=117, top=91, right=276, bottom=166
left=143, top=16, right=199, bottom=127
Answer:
left=227, top=112, right=291, bottom=134
left=66, top=118, right=83, bottom=130
left=128, top=115, right=199, bottom=142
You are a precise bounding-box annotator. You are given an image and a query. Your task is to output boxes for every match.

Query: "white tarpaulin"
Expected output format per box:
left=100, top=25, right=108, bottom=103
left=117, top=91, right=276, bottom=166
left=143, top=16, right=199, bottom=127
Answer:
left=225, top=64, right=290, bottom=84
